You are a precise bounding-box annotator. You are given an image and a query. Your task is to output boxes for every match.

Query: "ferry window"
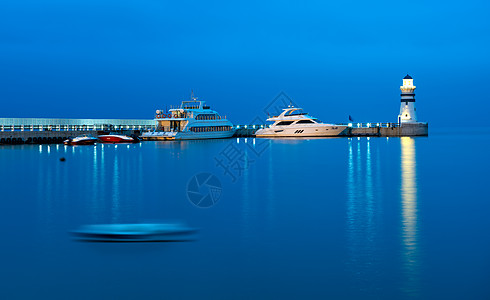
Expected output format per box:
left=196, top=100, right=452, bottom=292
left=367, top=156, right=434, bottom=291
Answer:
left=296, top=120, right=315, bottom=124
left=277, top=121, right=294, bottom=126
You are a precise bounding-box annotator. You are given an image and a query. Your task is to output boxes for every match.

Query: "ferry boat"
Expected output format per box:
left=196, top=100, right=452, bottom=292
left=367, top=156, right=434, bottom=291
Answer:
left=98, top=134, right=140, bottom=144
left=63, top=135, right=98, bottom=145
left=142, top=95, right=235, bottom=140
left=255, top=106, right=347, bottom=137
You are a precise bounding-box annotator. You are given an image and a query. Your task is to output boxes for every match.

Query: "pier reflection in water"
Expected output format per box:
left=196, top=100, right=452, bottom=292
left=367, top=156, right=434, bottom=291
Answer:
left=346, top=138, right=384, bottom=296
left=346, top=136, right=420, bottom=297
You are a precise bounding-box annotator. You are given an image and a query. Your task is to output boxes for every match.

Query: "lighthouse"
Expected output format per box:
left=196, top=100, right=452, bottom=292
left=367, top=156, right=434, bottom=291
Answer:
left=398, top=74, right=417, bottom=124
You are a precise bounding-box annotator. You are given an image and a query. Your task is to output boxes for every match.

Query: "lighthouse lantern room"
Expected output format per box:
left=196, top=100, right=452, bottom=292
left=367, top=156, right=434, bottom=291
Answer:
left=398, top=74, right=418, bottom=124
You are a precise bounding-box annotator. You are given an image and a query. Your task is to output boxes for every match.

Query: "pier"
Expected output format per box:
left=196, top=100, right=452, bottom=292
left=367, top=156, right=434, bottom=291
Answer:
left=0, top=119, right=428, bottom=144
left=340, top=122, right=428, bottom=137
left=0, top=118, right=155, bottom=144
left=232, top=122, right=428, bottom=138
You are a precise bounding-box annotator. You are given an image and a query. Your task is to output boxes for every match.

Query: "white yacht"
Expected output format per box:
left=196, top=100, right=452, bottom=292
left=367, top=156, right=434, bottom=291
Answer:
left=255, top=106, right=347, bottom=137
left=142, top=95, right=235, bottom=140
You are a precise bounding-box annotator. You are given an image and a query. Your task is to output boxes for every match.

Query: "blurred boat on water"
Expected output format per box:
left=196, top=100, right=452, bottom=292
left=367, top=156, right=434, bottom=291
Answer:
left=72, top=223, right=197, bottom=242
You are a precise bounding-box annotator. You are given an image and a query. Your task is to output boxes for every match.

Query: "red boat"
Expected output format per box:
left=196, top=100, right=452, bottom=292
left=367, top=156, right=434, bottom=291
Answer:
left=98, top=134, right=140, bottom=144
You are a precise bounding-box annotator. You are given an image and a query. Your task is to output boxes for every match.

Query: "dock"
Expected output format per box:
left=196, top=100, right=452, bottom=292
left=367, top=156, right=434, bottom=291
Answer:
left=0, top=118, right=155, bottom=144
left=0, top=119, right=428, bottom=144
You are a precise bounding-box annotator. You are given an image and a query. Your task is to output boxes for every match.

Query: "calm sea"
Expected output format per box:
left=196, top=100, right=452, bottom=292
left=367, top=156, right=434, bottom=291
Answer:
left=1, top=128, right=489, bottom=299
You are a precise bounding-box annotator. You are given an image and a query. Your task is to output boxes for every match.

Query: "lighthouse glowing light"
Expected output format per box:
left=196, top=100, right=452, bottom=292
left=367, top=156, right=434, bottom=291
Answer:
left=398, top=74, right=417, bottom=124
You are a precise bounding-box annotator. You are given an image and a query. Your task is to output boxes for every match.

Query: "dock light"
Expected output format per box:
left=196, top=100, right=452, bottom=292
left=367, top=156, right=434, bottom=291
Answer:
left=357, top=123, right=361, bottom=128
left=244, top=125, right=247, bottom=129
left=236, top=125, right=240, bottom=129
left=367, top=123, right=371, bottom=128
left=252, top=125, right=255, bottom=129
left=348, top=123, right=352, bottom=127
left=376, top=123, right=380, bottom=127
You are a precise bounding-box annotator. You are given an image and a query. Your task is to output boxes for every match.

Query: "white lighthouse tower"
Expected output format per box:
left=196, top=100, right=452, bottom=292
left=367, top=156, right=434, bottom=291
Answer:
left=398, top=74, right=418, bottom=124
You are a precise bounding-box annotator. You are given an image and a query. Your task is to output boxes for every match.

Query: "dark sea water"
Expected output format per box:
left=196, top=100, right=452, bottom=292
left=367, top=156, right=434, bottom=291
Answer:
left=1, top=129, right=490, bottom=299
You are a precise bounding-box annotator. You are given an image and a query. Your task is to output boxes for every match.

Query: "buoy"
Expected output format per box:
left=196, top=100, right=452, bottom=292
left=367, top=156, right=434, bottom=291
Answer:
left=60, top=157, right=66, bottom=162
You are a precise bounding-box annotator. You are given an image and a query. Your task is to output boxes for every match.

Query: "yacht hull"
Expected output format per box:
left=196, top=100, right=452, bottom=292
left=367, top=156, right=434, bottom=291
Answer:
left=255, top=125, right=347, bottom=137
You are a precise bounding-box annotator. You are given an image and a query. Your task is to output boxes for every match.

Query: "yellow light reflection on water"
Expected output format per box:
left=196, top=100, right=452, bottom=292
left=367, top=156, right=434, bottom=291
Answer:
left=400, top=137, right=419, bottom=296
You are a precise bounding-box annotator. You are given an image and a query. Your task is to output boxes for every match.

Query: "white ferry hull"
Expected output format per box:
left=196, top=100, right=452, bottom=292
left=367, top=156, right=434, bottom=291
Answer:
left=142, top=130, right=235, bottom=141
left=174, top=130, right=235, bottom=140
left=255, top=125, right=347, bottom=137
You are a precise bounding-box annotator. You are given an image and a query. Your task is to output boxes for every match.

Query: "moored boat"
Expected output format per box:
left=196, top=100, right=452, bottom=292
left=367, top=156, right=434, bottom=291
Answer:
left=255, top=106, right=348, bottom=137
left=63, top=135, right=98, bottom=145
left=141, top=94, right=235, bottom=140
left=98, top=134, right=140, bottom=144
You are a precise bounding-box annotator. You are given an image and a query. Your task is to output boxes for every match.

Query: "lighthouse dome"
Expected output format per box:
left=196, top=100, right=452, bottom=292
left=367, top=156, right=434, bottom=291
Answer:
left=403, top=74, right=413, bottom=79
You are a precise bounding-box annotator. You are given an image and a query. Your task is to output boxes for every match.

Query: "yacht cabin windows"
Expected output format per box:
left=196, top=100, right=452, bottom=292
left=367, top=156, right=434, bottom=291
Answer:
left=295, top=119, right=315, bottom=124
left=276, top=121, right=294, bottom=126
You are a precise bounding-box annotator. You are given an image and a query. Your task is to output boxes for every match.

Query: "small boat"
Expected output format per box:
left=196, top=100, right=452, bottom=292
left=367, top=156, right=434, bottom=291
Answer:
left=98, top=134, right=140, bottom=144
left=63, top=135, right=98, bottom=145
left=71, top=223, right=197, bottom=242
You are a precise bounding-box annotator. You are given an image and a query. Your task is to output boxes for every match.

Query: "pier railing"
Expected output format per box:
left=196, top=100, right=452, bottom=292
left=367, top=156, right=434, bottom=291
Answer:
left=338, top=122, right=401, bottom=128
left=233, top=123, right=401, bottom=129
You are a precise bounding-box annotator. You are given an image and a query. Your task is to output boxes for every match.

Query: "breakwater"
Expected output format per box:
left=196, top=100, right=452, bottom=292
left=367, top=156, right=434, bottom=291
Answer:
left=0, top=119, right=428, bottom=145
left=0, top=118, right=155, bottom=144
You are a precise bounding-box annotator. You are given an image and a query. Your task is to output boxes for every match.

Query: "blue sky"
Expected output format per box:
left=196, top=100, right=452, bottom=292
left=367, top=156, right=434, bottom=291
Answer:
left=1, top=0, right=489, bottom=125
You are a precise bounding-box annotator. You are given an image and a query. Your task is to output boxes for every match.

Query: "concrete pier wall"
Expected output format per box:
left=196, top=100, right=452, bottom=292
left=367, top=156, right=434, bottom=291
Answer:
left=348, top=123, right=428, bottom=137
